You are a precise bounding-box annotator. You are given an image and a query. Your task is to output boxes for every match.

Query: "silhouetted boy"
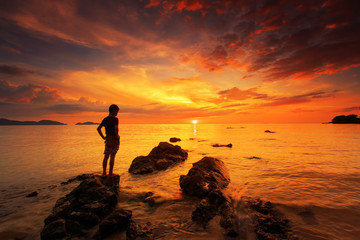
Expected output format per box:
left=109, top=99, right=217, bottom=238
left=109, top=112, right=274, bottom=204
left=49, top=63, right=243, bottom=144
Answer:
left=97, top=104, right=120, bottom=176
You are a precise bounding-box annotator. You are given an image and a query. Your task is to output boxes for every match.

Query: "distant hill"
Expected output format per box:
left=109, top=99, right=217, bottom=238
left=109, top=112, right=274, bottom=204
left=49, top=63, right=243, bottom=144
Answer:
left=0, top=118, right=66, bottom=125
left=330, top=114, right=360, bottom=124
left=76, top=122, right=99, bottom=125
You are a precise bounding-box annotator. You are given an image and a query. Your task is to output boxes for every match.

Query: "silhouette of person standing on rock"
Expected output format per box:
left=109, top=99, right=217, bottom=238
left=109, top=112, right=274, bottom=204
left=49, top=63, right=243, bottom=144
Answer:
left=97, top=104, right=120, bottom=176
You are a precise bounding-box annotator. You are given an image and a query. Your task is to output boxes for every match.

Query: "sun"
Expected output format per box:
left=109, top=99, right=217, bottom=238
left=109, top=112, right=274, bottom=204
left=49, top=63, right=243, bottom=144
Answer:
left=192, top=120, right=198, bottom=124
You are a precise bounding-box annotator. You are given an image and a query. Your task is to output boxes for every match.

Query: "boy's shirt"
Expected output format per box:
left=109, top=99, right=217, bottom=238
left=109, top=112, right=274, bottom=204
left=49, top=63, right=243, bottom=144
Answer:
left=100, top=116, right=118, bottom=137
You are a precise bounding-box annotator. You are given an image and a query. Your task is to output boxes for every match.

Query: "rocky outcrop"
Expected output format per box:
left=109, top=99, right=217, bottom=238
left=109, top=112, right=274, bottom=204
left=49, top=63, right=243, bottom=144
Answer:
left=179, top=157, right=230, bottom=197
left=60, top=173, right=93, bottom=185
left=179, top=157, right=237, bottom=236
left=129, top=142, right=188, bottom=174
left=242, top=198, right=297, bottom=240
left=0, top=118, right=66, bottom=125
left=41, top=174, right=133, bottom=240
left=331, top=114, right=360, bottom=124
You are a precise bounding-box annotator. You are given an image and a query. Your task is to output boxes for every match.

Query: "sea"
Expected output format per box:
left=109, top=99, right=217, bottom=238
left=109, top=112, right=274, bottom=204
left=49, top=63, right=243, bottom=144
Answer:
left=0, top=124, right=359, bottom=239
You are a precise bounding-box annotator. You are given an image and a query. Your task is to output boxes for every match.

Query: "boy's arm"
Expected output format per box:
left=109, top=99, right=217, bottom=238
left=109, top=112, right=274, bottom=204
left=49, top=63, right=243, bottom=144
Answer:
left=97, top=125, right=105, bottom=139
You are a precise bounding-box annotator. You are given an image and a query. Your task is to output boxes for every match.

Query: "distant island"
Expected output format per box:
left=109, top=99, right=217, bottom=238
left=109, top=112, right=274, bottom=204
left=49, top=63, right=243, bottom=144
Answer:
left=330, top=114, right=360, bottom=124
left=76, top=122, right=99, bottom=125
left=0, top=118, right=66, bottom=125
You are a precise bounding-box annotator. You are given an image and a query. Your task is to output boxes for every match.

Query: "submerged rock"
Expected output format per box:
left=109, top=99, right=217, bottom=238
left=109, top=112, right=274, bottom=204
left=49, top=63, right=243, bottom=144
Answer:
left=179, top=157, right=230, bottom=197
left=41, top=174, right=134, bottom=240
left=26, top=190, right=39, bottom=198
left=264, top=130, right=275, bottom=133
left=169, top=137, right=181, bottom=142
left=129, top=142, right=188, bottom=174
left=243, top=198, right=297, bottom=240
left=212, top=143, right=232, bottom=148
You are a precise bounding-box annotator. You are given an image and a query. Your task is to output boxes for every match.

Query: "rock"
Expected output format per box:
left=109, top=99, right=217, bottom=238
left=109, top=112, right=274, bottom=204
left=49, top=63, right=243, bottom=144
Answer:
left=61, top=173, right=94, bottom=185
left=192, top=190, right=237, bottom=236
left=179, top=157, right=230, bottom=197
left=41, top=174, right=125, bottom=239
left=244, top=198, right=297, bottom=240
left=212, top=143, right=232, bottom=148
left=264, top=130, right=275, bottom=133
left=180, top=157, right=237, bottom=236
left=65, top=219, right=83, bottom=236
left=41, top=219, right=68, bottom=240
left=169, top=137, right=181, bottom=142
left=26, top=190, right=39, bottom=197
left=331, top=114, right=360, bottom=124
left=68, top=211, right=100, bottom=228
left=126, top=221, right=138, bottom=240
left=96, top=208, right=132, bottom=239
left=129, top=142, right=188, bottom=174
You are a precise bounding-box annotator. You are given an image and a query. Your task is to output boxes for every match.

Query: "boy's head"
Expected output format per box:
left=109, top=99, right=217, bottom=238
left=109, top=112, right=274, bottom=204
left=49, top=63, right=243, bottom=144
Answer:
left=109, top=104, right=119, bottom=115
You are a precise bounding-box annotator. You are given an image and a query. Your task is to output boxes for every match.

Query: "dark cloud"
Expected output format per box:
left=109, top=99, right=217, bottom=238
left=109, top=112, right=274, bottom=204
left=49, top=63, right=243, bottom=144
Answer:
left=0, top=64, right=48, bottom=77
left=339, top=106, right=360, bottom=112
left=218, top=87, right=269, bottom=101
left=150, top=0, right=360, bottom=79
left=42, top=103, right=102, bottom=114
left=0, top=80, right=60, bottom=103
left=0, top=17, right=115, bottom=72
left=261, top=90, right=338, bottom=107
left=2, top=0, right=358, bottom=80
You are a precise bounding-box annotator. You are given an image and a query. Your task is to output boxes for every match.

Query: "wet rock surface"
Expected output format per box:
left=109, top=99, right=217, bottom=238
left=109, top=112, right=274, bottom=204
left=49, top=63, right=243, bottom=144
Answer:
left=129, top=142, right=188, bottom=174
left=180, top=157, right=237, bottom=236
left=41, top=174, right=134, bottom=240
left=60, top=173, right=93, bottom=185
left=41, top=155, right=297, bottom=240
left=180, top=157, right=230, bottom=197
left=241, top=198, right=298, bottom=240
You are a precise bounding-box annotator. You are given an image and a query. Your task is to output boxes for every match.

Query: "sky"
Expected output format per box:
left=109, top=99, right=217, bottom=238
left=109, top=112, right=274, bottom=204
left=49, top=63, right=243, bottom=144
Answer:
left=0, top=0, right=359, bottom=124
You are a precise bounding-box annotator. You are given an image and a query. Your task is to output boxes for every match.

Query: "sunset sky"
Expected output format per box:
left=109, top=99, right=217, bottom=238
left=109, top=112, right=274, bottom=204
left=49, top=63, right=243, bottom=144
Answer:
left=0, top=0, right=359, bottom=124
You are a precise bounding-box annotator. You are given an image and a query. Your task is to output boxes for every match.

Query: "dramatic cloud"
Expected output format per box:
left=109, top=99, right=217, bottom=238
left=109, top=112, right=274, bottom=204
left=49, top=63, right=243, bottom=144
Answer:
left=148, top=0, right=360, bottom=80
left=0, top=0, right=359, bottom=123
left=340, top=106, right=360, bottom=112
left=261, top=90, right=339, bottom=107
left=0, top=80, right=61, bottom=103
left=0, top=65, right=44, bottom=76
left=218, top=87, right=269, bottom=101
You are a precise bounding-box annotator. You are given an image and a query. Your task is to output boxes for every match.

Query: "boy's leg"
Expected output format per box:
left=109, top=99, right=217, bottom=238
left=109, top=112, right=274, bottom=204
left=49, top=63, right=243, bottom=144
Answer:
left=109, top=152, right=116, bottom=175
left=103, top=153, right=110, bottom=175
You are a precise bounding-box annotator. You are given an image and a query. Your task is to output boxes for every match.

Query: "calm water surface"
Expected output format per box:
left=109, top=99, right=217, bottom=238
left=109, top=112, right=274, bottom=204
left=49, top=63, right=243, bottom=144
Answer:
left=0, top=124, right=359, bottom=239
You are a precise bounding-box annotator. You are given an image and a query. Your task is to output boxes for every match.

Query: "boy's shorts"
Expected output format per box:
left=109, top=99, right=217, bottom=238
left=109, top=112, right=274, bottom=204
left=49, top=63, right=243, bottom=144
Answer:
left=104, top=136, right=119, bottom=154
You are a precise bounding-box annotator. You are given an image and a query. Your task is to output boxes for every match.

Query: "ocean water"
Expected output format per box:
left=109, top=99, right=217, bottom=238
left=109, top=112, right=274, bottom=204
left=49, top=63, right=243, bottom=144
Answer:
left=0, top=124, right=359, bottom=239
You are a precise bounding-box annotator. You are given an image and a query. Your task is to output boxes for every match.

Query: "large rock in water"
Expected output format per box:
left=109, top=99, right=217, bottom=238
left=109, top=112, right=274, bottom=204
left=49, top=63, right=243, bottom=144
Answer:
left=180, top=157, right=237, bottom=236
left=41, top=174, right=133, bottom=240
left=179, top=157, right=230, bottom=197
left=129, top=142, right=188, bottom=174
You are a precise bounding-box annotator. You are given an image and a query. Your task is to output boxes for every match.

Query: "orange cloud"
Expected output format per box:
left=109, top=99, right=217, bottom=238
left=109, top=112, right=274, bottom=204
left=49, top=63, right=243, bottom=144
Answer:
left=218, top=87, right=269, bottom=101
left=0, top=80, right=61, bottom=103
